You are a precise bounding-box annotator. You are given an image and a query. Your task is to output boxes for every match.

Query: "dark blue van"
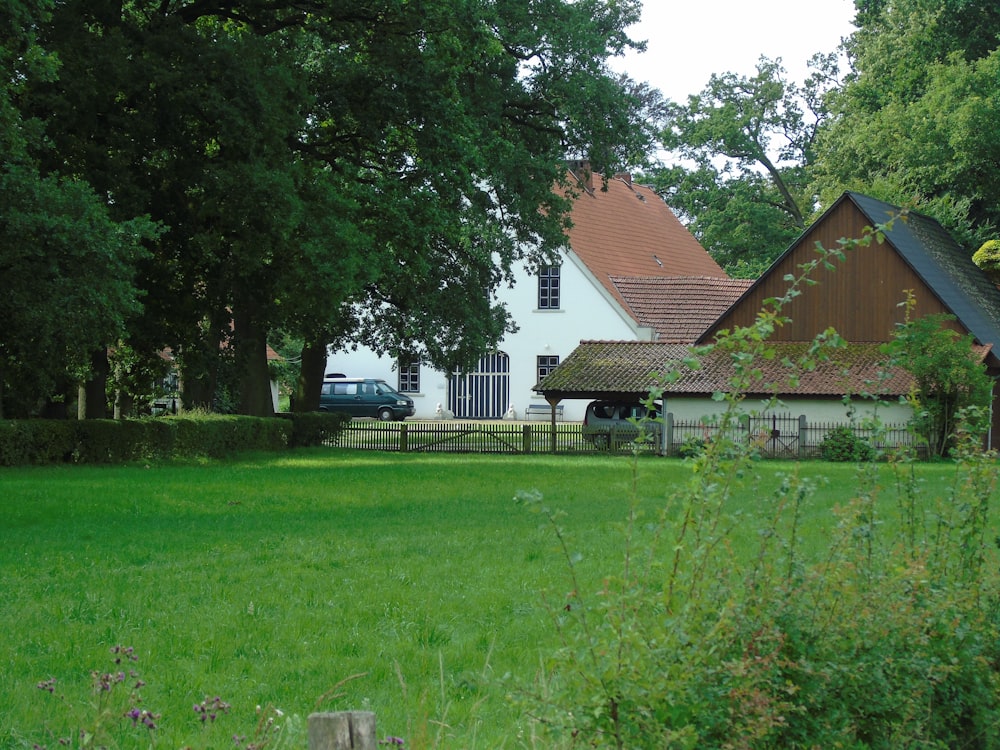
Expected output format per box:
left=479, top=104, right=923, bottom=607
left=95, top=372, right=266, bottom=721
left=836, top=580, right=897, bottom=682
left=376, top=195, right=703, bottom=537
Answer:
left=319, top=378, right=415, bottom=421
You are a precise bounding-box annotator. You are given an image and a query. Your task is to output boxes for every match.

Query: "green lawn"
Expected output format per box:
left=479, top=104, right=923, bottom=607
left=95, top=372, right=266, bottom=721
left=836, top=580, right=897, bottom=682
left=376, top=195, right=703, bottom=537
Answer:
left=0, top=450, right=981, bottom=749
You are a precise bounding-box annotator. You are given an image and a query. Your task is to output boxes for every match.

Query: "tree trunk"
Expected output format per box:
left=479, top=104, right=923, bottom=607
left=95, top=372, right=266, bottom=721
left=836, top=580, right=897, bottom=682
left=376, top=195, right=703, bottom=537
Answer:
left=294, top=340, right=327, bottom=412
left=82, top=349, right=110, bottom=419
left=179, top=325, right=223, bottom=411
left=234, top=308, right=274, bottom=417
left=114, top=390, right=135, bottom=419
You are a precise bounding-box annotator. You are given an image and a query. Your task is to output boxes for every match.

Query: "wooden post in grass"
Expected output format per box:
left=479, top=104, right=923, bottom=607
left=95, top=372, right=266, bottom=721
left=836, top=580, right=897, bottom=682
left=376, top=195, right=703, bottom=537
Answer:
left=308, top=711, right=377, bottom=750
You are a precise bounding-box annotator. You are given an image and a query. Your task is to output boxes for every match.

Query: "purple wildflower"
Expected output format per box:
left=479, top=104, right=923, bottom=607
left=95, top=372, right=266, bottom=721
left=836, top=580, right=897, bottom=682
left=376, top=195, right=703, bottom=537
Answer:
left=125, top=707, right=159, bottom=730
left=194, top=695, right=231, bottom=723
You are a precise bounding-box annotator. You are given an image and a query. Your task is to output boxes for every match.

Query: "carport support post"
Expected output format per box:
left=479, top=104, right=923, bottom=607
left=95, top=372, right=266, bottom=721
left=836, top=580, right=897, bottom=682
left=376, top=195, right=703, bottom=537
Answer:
left=546, top=397, right=561, bottom=453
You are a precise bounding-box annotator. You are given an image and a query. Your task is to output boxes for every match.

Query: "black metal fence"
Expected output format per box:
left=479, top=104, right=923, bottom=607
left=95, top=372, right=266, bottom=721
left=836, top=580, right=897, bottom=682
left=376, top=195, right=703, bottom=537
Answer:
left=330, top=414, right=916, bottom=457
left=666, top=413, right=916, bottom=459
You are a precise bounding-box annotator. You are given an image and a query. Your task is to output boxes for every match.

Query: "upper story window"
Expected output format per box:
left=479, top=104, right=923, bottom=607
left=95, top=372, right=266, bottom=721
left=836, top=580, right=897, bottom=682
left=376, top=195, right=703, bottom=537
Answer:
left=538, top=265, right=561, bottom=310
left=398, top=360, right=421, bottom=393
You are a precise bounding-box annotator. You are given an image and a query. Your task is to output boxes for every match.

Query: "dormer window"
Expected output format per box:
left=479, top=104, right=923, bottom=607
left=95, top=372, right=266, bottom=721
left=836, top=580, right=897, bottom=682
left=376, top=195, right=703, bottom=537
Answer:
left=538, top=265, right=561, bottom=310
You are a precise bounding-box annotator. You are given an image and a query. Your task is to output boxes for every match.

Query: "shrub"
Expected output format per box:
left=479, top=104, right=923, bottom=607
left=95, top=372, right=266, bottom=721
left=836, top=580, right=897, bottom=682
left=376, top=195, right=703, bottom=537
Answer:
left=0, top=414, right=296, bottom=465
left=0, top=419, right=75, bottom=465
left=819, top=425, right=875, bottom=461
left=676, top=436, right=706, bottom=458
left=972, top=238, right=1000, bottom=281
left=277, top=411, right=349, bottom=447
left=519, top=226, right=1000, bottom=748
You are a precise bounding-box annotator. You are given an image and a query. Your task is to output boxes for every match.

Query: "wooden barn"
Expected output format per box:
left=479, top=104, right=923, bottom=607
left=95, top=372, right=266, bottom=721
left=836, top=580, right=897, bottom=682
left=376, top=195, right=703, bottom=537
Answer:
left=703, top=192, right=1000, bottom=346
left=537, top=191, right=1000, bottom=446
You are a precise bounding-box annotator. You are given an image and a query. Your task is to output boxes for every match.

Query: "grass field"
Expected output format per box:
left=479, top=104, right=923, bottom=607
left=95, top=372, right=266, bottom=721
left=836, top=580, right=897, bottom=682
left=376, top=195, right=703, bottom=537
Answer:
left=0, top=450, right=984, bottom=748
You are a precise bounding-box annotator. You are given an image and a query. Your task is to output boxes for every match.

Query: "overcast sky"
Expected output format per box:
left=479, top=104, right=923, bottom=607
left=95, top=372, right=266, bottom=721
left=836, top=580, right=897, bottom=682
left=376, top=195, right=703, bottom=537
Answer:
left=611, top=0, right=859, bottom=103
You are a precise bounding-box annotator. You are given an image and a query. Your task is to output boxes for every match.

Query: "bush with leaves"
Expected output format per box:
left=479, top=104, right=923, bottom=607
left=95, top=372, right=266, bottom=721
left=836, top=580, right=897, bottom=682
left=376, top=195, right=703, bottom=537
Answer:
left=819, top=425, right=875, bottom=461
left=676, top=436, right=707, bottom=458
left=884, top=294, right=993, bottom=458
left=517, top=225, right=1000, bottom=748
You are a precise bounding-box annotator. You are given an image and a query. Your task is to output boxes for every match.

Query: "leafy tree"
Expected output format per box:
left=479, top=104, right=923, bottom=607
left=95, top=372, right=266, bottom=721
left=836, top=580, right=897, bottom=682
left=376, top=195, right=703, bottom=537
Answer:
left=648, top=55, right=840, bottom=275
left=15, top=0, right=655, bottom=416
left=883, top=304, right=993, bottom=458
left=813, top=0, right=1000, bottom=247
left=0, top=0, right=156, bottom=418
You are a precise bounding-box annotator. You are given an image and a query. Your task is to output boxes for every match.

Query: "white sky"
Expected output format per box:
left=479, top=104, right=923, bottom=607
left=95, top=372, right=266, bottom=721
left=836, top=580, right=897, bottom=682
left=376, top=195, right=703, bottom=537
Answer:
left=611, top=0, right=859, bottom=102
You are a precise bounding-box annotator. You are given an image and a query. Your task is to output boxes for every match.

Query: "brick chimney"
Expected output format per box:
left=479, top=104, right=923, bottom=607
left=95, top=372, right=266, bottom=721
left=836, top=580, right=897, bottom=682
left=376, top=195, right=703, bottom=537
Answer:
left=567, top=158, right=594, bottom=191
left=614, top=172, right=632, bottom=187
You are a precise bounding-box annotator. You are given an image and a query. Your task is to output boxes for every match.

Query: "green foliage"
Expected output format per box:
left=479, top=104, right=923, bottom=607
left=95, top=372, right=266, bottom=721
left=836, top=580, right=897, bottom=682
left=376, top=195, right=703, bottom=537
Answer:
left=0, top=415, right=298, bottom=465
left=815, top=1, right=1000, bottom=246
left=518, top=225, right=1000, bottom=747
left=676, top=436, right=707, bottom=458
left=883, top=299, right=993, bottom=457
left=973, top=238, right=1000, bottom=281
left=649, top=54, right=840, bottom=273
left=0, top=164, right=158, bottom=418
left=6, top=0, right=655, bottom=415
left=276, top=411, right=349, bottom=448
left=0, top=418, right=76, bottom=465
left=819, top=425, right=875, bottom=461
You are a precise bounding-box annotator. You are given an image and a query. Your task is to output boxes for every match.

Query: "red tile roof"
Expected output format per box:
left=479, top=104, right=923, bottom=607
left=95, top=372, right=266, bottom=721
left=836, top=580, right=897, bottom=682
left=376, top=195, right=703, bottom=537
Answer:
left=610, top=275, right=754, bottom=342
left=563, top=168, right=727, bottom=315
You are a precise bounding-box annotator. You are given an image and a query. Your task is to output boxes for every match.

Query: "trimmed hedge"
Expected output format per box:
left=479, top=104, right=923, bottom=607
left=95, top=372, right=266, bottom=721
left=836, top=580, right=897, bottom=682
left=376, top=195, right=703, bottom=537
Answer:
left=0, top=412, right=349, bottom=466
left=276, top=411, right=350, bottom=448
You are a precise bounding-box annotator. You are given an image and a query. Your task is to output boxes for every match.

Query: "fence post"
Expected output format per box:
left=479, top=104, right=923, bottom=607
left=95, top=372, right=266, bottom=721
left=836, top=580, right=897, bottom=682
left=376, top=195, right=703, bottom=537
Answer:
left=665, top=412, right=674, bottom=456
left=798, top=415, right=807, bottom=458
left=308, top=711, right=377, bottom=750
left=399, top=423, right=408, bottom=453
left=522, top=424, right=532, bottom=454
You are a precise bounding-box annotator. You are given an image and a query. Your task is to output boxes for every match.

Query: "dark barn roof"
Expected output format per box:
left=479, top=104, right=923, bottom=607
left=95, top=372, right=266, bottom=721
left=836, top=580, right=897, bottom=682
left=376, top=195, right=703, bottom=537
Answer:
left=847, top=192, right=1000, bottom=348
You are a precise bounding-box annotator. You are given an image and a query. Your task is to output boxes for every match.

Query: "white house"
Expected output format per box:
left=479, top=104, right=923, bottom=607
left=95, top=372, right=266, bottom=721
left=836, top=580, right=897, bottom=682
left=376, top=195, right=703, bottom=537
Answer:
left=326, top=162, right=736, bottom=421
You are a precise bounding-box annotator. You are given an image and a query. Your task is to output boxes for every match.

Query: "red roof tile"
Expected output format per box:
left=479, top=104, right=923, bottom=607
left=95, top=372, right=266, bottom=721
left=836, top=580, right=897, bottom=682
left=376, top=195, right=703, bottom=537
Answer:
left=562, top=169, right=727, bottom=315
left=610, top=276, right=753, bottom=342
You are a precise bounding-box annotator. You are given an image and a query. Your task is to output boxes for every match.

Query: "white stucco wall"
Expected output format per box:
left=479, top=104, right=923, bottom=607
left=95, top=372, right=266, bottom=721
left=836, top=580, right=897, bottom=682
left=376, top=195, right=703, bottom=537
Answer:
left=664, top=395, right=913, bottom=426
left=326, top=251, right=647, bottom=420
left=661, top=396, right=914, bottom=451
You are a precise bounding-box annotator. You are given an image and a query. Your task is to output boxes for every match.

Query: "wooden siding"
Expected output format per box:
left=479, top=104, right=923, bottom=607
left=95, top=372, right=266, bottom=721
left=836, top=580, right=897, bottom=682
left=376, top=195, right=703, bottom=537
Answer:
left=705, top=201, right=962, bottom=342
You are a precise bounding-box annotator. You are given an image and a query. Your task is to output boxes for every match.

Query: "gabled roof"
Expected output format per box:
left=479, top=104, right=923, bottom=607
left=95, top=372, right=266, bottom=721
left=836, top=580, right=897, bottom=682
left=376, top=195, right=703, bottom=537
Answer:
left=611, top=275, right=754, bottom=342
left=563, top=166, right=727, bottom=315
left=534, top=339, right=921, bottom=401
left=702, top=192, right=1000, bottom=347
left=846, top=192, right=1000, bottom=348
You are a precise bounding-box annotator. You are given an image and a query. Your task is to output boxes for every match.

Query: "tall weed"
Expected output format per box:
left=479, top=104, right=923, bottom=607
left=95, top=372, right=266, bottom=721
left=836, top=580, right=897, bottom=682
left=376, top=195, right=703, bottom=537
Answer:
left=519, top=226, right=1000, bottom=748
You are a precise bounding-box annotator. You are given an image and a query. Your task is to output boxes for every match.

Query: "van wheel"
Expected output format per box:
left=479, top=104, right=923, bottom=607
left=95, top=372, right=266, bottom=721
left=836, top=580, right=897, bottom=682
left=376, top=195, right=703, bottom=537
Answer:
left=377, top=407, right=394, bottom=422
left=593, top=433, right=609, bottom=450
